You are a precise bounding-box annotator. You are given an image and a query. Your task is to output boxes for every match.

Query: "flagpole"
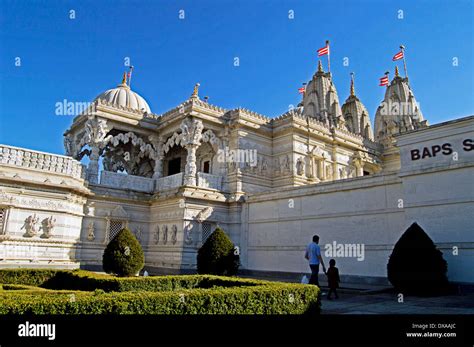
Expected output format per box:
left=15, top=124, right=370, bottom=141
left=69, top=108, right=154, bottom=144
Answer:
left=128, top=66, right=134, bottom=88
left=400, top=45, right=408, bottom=79
left=326, top=40, right=331, bottom=73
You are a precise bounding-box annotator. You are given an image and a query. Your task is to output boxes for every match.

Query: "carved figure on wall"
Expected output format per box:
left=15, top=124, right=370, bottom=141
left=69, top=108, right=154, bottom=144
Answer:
left=171, top=225, right=178, bottom=244
left=154, top=225, right=160, bottom=245
left=40, top=216, right=56, bottom=238
left=22, top=214, right=39, bottom=237
left=261, top=157, right=268, bottom=174
left=296, top=157, right=305, bottom=176
left=339, top=167, right=347, bottom=179
left=184, top=223, right=193, bottom=244
left=64, top=134, right=75, bottom=157
left=162, top=225, right=168, bottom=244
left=87, top=222, right=95, bottom=241
left=134, top=227, right=142, bottom=242
left=281, top=155, right=290, bottom=172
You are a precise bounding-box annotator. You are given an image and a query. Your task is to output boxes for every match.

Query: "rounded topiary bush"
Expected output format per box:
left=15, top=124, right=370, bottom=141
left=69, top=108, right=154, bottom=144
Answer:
left=197, top=227, right=240, bottom=276
left=102, top=228, right=145, bottom=277
left=387, top=222, right=449, bottom=296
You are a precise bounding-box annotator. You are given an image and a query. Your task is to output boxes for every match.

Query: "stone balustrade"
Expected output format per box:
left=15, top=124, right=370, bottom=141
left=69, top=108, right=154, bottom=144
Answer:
left=0, top=144, right=84, bottom=179
left=155, top=172, right=184, bottom=191
left=100, top=170, right=155, bottom=193
left=197, top=172, right=223, bottom=190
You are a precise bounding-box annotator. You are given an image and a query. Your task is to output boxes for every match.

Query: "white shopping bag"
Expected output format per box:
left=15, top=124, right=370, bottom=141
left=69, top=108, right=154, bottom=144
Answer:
left=301, top=275, right=309, bottom=284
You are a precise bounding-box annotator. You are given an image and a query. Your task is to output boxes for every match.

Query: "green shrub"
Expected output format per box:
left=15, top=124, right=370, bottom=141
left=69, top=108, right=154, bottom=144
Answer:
left=0, top=269, right=59, bottom=286
left=197, top=227, right=240, bottom=276
left=0, top=269, right=320, bottom=314
left=0, top=283, right=319, bottom=315
left=102, top=228, right=145, bottom=277
left=387, top=222, right=449, bottom=295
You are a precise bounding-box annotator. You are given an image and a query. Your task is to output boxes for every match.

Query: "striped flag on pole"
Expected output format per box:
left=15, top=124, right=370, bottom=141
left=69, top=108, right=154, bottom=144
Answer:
left=392, top=50, right=404, bottom=61
left=317, top=44, right=329, bottom=56
left=298, top=87, right=306, bottom=94
left=379, top=75, right=389, bottom=87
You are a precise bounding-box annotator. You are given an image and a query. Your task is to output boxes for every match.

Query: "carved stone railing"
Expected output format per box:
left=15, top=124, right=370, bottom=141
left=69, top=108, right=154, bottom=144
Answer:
left=0, top=144, right=85, bottom=179
left=100, top=171, right=155, bottom=193
left=197, top=172, right=223, bottom=190
left=155, top=172, right=184, bottom=191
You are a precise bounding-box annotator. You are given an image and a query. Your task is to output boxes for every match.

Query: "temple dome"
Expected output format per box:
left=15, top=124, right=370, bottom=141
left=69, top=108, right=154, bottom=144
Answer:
left=94, top=76, right=151, bottom=113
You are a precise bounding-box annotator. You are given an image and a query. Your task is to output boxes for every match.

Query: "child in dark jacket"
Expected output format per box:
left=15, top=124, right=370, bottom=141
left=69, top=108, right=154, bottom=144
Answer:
left=326, top=259, right=340, bottom=299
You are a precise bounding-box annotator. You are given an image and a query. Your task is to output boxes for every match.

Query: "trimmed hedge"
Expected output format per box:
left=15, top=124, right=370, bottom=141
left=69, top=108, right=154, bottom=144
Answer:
left=0, top=284, right=318, bottom=314
left=0, top=269, right=320, bottom=314
left=0, top=269, right=260, bottom=292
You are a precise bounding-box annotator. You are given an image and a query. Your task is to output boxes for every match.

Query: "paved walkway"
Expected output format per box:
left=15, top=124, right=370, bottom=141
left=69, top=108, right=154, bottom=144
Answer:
left=319, top=290, right=474, bottom=314
left=239, top=274, right=474, bottom=314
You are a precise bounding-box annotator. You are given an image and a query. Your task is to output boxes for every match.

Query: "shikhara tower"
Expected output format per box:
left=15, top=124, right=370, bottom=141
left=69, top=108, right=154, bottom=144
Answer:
left=1, top=55, right=471, bottom=286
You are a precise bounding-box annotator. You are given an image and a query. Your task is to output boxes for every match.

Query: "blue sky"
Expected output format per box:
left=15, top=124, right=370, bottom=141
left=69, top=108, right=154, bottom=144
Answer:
left=0, top=0, right=472, bottom=154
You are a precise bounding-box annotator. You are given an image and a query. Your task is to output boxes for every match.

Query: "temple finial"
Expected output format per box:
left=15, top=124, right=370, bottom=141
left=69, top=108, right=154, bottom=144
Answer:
left=191, top=83, right=200, bottom=99
left=350, top=72, right=355, bottom=96
left=318, top=60, right=323, bottom=72
left=121, top=72, right=127, bottom=85
left=395, top=65, right=400, bottom=77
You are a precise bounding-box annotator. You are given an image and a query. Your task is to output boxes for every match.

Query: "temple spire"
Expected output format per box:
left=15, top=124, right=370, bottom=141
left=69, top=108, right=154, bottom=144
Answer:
left=318, top=60, right=323, bottom=72
left=395, top=65, right=400, bottom=77
left=350, top=72, right=355, bottom=96
left=121, top=72, right=127, bottom=85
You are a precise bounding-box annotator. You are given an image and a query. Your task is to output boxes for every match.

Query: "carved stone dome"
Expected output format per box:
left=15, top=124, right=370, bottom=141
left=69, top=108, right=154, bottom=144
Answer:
left=94, top=76, right=151, bottom=113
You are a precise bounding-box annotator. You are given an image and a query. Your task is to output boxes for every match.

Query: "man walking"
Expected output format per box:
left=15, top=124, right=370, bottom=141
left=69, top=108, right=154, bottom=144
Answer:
left=305, top=235, right=326, bottom=286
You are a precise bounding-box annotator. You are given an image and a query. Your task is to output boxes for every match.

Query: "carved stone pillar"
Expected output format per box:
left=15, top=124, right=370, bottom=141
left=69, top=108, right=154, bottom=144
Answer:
left=87, top=145, right=100, bottom=184
left=184, top=144, right=198, bottom=186
left=150, top=136, right=165, bottom=179
left=180, top=118, right=203, bottom=186
left=84, top=117, right=108, bottom=184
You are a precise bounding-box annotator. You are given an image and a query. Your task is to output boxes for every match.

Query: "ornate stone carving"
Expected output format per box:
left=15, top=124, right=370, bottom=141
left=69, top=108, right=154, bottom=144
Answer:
left=64, top=133, right=75, bottom=157
left=296, top=157, right=305, bottom=176
left=84, top=117, right=109, bottom=146
left=134, top=227, right=142, bottom=242
left=171, top=224, right=178, bottom=244
left=184, top=223, right=194, bottom=245
left=281, top=155, right=290, bottom=173
left=162, top=225, right=168, bottom=244
left=153, top=225, right=160, bottom=245
left=180, top=118, right=204, bottom=146
left=181, top=118, right=204, bottom=186
left=201, top=130, right=220, bottom=151
left=87, top=222, right=95, bottom=241
left=196, top=207, right=213, bottom=223
left=22, top=214, right=39, bottom=237
left=40, top=216, right=56, bottom=239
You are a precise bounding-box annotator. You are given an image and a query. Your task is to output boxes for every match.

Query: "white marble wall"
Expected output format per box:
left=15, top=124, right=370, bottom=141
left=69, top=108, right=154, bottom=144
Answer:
left=243, top=117, right=474, bottom=283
